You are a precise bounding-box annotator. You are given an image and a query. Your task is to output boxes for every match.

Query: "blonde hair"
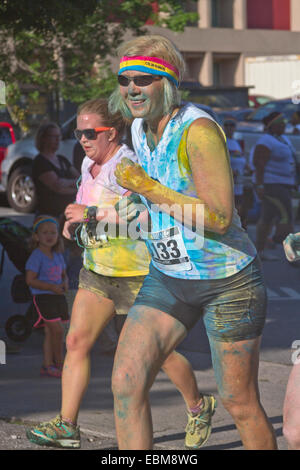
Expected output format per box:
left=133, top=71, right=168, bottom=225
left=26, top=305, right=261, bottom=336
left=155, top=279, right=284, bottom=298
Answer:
left=108, top=35, right=185, bottom=118
left=77, top=98, right=127, bottom=139
left=29, top=215, right=64, bottom=253
left=35, top=122, right=60, bottom=153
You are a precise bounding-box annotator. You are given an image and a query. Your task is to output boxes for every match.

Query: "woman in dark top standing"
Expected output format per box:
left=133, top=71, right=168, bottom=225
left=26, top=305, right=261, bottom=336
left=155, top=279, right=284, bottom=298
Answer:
left=33, top=122, right=79, bottom=219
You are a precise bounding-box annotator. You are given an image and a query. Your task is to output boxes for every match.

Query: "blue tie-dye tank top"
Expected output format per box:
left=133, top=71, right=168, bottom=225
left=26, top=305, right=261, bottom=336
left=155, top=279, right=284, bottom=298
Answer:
left=131, top=103, right=256, bottom=280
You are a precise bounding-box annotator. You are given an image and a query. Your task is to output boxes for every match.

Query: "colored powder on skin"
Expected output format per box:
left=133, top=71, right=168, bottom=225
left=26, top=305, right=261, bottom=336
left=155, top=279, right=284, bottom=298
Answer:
left=209, top=338, right=226, bottom=397
left=115, top=395, right=130, bottom=420
left=178, top=135, right=228, bottom=231
left=177, top=126, right=192, bottom=177
left=185, top=120, right=230, bottom=230
left=209, top=337, right=256, bottom=401
left=242, top=341, right=254, bottom=355
left=126, top=306, right=145, bottom=326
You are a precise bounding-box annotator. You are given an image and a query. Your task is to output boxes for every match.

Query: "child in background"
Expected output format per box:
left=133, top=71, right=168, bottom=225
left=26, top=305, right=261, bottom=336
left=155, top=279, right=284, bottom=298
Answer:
left=26, top=215, right=69, bottom=378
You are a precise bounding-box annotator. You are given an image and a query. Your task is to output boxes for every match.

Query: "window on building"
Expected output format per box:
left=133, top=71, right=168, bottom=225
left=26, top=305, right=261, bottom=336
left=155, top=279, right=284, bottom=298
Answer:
left=211, top=0, right=234, bottom=28
left=213, top=54, right=240, bottom=87
left=185, top=56, right=202, bottom=82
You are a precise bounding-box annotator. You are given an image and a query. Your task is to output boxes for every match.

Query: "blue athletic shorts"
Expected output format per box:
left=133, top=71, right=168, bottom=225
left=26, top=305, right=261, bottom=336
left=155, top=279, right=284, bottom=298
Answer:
left=133, top=257, right=267, bottom=342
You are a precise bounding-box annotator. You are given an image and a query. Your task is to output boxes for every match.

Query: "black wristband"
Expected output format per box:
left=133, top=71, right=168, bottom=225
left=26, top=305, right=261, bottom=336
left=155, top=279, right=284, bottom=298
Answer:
left=87, top=206, right=97, bottom=221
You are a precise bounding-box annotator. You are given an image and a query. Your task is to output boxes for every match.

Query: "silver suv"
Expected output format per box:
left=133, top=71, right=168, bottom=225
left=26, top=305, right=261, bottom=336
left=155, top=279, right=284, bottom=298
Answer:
left=0, top=115, right=76, bottom=213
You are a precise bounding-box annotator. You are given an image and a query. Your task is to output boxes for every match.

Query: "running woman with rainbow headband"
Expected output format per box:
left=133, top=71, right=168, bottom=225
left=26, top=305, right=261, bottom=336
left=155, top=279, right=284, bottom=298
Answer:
left=26, top=98, right=214, bottom=450
left=108, top=34, right=277, bottom=450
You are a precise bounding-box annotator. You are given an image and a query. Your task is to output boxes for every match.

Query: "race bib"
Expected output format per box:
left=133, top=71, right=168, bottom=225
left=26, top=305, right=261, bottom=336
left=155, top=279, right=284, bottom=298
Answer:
left=141, top=226, right=192, bottom=272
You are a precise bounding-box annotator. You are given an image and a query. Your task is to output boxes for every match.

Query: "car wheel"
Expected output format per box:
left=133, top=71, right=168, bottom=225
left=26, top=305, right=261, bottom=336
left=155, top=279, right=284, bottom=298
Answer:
left=5, top=315, right=32, bottom=342
left=7, top=165, right=37, bottom=213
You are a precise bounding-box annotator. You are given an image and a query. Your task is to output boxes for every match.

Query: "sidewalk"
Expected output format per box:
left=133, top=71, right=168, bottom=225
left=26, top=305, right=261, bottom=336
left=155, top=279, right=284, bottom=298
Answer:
left=0, top=330, right=290, bottom=450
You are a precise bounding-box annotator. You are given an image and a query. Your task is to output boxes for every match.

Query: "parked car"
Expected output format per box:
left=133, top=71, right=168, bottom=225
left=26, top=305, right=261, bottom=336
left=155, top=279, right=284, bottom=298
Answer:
left=234, top=98, right=300, bottom=161
left=237, top=98, right=299, bottom=132
left=182, top=101, right=221, bottom=124
left=248, top=94, right=274, bottom=108
left=0, top=115, right=76, bottom=213
left=0, top=122, right=16, bottom=180
left=216, top=108, right=253, bottom=125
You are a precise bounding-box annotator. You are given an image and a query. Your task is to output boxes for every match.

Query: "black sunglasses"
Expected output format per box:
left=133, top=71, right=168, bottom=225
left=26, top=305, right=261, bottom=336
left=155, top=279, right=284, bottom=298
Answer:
left=117, top=75, right=162, bottom=87
left=74, top=127, right=111, bottom=141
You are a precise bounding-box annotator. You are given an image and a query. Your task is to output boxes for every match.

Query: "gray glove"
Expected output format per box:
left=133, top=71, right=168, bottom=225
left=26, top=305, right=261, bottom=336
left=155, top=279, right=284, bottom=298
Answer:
left=283, top=233, right=300, bottom=262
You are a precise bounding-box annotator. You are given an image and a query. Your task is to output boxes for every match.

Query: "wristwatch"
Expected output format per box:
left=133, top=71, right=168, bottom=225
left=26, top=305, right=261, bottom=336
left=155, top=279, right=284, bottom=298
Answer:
left=83, top=206, right=97, bottom=223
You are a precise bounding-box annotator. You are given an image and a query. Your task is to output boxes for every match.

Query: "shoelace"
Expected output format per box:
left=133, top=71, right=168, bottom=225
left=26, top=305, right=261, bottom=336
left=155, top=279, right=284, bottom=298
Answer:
left=187, top=402, right=211, bottom=435
left=189, top=415, right=207, bottom=434
left=37, top=416, right=62, bottom=432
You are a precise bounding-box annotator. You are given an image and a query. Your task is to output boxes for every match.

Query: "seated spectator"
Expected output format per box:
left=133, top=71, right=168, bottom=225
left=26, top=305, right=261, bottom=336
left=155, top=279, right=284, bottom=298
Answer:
left=33, top=122, right=80, bottom=221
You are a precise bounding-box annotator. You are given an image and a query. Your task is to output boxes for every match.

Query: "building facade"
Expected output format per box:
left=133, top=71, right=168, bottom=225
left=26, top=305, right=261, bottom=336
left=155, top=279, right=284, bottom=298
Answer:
left=145, top=0, right=300, bottom=98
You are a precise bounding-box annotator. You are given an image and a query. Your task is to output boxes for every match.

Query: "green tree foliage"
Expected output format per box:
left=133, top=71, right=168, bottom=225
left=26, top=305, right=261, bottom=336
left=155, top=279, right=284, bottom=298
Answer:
left=0, top=0, right=197, bottom=133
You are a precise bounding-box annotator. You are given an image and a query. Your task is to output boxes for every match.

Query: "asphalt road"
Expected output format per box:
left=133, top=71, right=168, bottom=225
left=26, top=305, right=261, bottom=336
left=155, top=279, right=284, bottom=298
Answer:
left=0, top=198, right=300, bottom=453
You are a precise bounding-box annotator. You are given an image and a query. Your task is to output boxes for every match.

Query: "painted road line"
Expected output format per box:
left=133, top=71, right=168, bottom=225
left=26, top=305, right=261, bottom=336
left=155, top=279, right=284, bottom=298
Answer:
left=267, top=288, right=280, bottom=298
left=280, top=287, right=300, bottom=299
left=267, top=287, right=300, bottom=300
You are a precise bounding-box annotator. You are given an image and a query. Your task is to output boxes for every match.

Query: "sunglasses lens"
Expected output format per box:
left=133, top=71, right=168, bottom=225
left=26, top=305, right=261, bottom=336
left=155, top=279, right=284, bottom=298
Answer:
left=84, top=129, right=96, bottom=139
left=74, top=130, right=82, bottom=140
left=118, top=75, right=130, bottom=86
left=74, top=129, right=97, bottom=140
left=134, top=76, right=154, bottom=86
left=118, top=75, right=156, bottom=87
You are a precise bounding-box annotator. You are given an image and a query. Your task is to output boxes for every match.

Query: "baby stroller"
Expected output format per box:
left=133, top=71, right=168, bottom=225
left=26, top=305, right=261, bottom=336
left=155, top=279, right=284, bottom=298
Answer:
left=0, top=217, right=34, bottom=342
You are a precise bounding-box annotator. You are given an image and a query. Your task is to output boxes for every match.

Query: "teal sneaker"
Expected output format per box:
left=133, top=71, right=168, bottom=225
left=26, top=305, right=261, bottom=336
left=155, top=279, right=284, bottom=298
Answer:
left=185, top=394, right=217, bottom=449
left=26, top=415, right=80, bottom=449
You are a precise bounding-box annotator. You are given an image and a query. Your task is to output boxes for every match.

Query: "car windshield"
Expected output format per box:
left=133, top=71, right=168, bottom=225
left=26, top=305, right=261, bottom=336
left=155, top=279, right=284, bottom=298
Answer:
left=246, top=101, right=298, bottom=122
left=256, top=96, right=272, bottom=105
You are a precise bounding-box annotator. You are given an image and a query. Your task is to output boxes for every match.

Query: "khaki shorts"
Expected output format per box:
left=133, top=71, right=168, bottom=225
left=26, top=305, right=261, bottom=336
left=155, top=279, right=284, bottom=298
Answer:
left=78, top=267, right=145, bottom=315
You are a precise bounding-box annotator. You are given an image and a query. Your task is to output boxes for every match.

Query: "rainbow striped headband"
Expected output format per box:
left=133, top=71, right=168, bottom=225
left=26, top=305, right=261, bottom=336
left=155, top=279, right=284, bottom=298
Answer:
left=33, top=217, right=59, bottom=232
left=119, top=56, right=179, bottom=87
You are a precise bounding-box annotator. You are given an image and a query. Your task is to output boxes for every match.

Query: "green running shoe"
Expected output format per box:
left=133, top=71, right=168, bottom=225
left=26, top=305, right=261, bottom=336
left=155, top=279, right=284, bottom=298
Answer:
left=185, top=394, right=217, bottom=449
left=26, top=415, right=80, bottom=449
